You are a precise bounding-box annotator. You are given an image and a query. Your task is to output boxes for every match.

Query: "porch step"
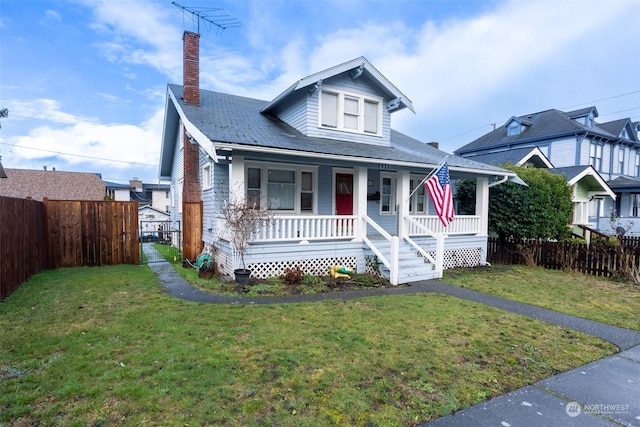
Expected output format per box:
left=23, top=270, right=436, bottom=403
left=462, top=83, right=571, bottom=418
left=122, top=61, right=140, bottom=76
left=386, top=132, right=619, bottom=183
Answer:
left=364, top=239, right=440, bottom=284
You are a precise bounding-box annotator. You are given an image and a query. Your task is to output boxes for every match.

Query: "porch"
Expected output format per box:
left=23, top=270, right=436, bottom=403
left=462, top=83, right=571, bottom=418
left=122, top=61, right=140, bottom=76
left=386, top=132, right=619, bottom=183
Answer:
left=216, top=213, right=485, bottom=285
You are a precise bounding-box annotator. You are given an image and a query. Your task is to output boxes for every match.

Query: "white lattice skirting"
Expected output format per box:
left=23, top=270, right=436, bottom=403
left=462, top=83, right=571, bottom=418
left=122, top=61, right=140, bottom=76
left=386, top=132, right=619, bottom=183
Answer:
left=247, top=256, right=358, bottom=280
left=427, top=247, right=482, bottom=270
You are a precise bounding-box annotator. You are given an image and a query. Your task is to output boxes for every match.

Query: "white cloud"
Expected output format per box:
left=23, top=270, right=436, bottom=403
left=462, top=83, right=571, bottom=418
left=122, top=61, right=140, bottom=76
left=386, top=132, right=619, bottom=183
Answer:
left=3, top=98, right=162, bottom=175
left=8, top=99, right=94, bottom=125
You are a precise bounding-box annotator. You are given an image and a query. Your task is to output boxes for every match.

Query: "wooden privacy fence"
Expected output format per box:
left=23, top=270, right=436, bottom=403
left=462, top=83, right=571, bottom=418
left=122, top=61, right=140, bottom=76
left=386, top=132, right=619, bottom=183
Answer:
left=487, top=237, right=640, bottom=279
left=0, top=197, right=139, bottom=301
left=182, top=201, right=203, bottom=261
left=44, top=199, right=140, bottom=268
left=0, top=197, right=46, bottom=301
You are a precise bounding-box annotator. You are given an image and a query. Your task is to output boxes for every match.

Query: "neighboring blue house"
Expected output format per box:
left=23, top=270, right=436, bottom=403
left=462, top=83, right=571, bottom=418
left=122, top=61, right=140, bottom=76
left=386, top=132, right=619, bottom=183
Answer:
left=455, top=107, right=640, bottom=235
left=159, top=31, right=517, bottom=284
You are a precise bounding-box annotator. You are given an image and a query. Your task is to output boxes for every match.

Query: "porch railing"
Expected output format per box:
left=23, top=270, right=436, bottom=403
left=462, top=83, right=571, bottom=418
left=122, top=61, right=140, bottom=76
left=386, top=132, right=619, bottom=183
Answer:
left=250, top=215, right=357, bottom=242
left=407, top=215, right=480, bottom=235
left=404, top=215, right=444, bottom=275
left=361, top=214, right=399, bottom=285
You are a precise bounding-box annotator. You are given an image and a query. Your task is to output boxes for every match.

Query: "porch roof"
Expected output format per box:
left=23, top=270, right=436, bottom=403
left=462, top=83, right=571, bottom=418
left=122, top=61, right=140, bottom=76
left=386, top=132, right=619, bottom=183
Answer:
left=160, top=84, right=514, bottom=181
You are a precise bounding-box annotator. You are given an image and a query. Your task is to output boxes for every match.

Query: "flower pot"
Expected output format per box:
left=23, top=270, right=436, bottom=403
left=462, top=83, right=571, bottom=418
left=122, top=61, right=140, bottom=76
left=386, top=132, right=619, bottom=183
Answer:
left=234, top=268, right=251, bottom=285
left=198, top=268, right=214, bottom=280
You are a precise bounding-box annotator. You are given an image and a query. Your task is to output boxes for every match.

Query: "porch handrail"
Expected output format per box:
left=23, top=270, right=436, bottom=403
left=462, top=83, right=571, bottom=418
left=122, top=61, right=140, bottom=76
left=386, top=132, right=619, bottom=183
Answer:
left=361, top=214, right=399, bottom=285
left=216, top=214, right=358, bottom=243
left=407, top=215, right=480, bottom=235
left=404, top=215, right=445, bottom=275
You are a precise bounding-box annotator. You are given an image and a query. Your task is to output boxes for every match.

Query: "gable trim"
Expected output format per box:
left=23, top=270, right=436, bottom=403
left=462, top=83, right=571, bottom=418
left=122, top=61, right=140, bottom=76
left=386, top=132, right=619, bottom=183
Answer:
left=516, top=147, right=554, bottom=168
left=261, top=57, right=414, bottom=114
left=167, top=88, right=219, bottom=163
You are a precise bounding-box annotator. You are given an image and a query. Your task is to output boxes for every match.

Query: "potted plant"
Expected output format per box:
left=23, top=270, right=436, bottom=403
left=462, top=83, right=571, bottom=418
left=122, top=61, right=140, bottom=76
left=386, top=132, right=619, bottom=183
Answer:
left=220, top=191, right=272, bottom=285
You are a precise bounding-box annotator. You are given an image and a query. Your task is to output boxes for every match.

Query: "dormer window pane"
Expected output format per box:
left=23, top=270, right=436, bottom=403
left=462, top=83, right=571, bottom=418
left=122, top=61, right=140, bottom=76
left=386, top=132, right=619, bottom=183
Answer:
left=507, top=122, right=520, bottom=136
left=364, top=100, right=378, bottom=133
left=319, top=87, right=382, bottom=136
left=343, top=97, right=359, bottom=130
left=321, top=92, right=338, bottom=128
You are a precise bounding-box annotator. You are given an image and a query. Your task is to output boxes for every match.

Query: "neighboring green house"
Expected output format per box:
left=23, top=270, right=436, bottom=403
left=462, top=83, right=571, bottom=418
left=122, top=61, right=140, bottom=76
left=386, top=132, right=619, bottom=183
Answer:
left=159, top=31, right=518, bottom=285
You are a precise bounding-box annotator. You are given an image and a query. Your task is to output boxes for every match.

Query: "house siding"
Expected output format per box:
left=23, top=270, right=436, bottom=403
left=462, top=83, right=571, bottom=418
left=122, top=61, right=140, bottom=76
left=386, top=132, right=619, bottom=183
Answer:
left=169, top=127, right=184, bottom=228
left=548, top=137, right=576, bottom=167
left=303, top=75, right=392, bottom=147
left=278, top=93, right=308, bottom=134
left=202, top=160, right=229, bottom=244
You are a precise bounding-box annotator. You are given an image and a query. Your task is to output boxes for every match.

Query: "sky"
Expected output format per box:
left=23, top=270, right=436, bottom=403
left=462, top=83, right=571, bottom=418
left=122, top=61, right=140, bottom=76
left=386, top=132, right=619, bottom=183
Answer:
left=1, top=0, right=639, bottom=185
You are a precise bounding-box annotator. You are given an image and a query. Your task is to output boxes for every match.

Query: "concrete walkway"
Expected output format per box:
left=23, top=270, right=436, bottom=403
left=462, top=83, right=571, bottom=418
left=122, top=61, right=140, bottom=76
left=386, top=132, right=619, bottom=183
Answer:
left=146, top=255, right=640, bottom=427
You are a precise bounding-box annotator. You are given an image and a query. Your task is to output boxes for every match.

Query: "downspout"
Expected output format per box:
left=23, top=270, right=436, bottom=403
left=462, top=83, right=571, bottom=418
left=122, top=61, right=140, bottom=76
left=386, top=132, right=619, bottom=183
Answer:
left=488, top=175, right=509, bottom=188
left=575, top=133, right=585, bottom=166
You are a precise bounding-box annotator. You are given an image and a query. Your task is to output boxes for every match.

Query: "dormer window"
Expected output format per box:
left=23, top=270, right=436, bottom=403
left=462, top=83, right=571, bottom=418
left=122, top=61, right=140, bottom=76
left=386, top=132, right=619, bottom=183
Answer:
left=507, top=121, right=521, bottom=136
left=320, top=87, right=382, bottom=136
left=621, top=128, right=629, bottom=139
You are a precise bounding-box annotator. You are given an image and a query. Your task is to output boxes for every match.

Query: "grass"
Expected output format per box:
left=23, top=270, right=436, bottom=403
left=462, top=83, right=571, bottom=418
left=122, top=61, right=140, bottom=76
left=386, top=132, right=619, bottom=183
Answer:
left=0, top=264, right=617, bottom=426
left=443, top=264, right=640, bottom=331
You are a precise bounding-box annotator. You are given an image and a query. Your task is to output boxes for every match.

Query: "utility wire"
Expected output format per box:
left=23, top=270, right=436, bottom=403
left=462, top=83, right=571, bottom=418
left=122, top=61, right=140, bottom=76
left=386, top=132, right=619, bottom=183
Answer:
left=0, top=142, right=157, bottom=167
left=440, top=90, right=640, bottom=143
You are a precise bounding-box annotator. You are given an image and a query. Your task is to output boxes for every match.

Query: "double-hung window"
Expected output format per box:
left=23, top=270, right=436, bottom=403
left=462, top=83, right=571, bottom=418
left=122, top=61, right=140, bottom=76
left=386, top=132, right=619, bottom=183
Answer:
left=246, top=163, right=317, bottom=213
left=635, top=153, right=640, bottom=177
left=589, top=143, right=603, bottom=171
left=618, top=149, right=625, bottom=174
left=632, top=194, right=640, bottom=217
left=380, top=173, right=396, bottom=214
left=320, top=87, right=382, bottom=136
left=409, top=177, right=427, bottom=214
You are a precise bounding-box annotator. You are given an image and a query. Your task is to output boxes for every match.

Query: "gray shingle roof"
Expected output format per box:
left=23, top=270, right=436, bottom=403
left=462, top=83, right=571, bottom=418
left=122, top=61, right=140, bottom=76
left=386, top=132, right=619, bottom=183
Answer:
left=167, top=84, right=510, bottom=177
left=460, top=147, right=539, bottom=166
left=0, top=169, right=106, bottom=201
left=455, top=107, right=629, bottom=155
left=608, top=176, right=640, bottom=190
left=548, top=166, right=591, bottom=181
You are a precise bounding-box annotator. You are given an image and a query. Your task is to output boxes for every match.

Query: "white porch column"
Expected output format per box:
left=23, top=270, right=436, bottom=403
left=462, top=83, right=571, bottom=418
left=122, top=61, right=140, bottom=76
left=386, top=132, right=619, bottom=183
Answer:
left=353, top=166, right=368, bottom=240
left=396, top=170, right=410, bottom=239
left=476, top=177, right=489, bottom=236
left=229, top=155, right=245, bottom=200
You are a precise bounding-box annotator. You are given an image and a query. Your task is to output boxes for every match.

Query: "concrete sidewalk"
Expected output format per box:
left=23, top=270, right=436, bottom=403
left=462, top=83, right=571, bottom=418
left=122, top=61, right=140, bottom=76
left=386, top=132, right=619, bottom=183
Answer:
left=146, top=256, right=640, bottom=426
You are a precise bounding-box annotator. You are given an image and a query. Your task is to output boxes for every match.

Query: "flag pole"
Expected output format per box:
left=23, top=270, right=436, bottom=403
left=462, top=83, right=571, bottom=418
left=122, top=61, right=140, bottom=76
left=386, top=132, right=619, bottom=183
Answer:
left=407, top=155, right=449, bottom=200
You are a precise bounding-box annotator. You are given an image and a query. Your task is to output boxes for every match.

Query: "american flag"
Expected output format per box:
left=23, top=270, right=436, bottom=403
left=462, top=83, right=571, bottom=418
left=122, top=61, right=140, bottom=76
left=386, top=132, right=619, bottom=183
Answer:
left=425, top=161, right=455, bottom=227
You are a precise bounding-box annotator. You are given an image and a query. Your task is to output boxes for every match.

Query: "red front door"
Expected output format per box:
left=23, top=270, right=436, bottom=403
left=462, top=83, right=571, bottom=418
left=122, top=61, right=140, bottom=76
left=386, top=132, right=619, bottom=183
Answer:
left=335, top=173, right=353, bottom=215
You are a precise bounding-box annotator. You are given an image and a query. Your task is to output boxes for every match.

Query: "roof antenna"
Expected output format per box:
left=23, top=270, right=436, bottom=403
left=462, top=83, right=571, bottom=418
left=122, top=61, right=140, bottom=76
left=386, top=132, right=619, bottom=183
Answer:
left=172, top=2, right=241, bottom=35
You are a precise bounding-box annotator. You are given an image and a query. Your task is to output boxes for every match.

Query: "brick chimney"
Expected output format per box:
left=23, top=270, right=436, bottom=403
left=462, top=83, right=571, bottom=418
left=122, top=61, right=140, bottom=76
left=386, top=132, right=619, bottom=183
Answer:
left=427, top=142, right=439, bottom=149
left=181, top=31, right=203, bottom=260
left=183, top=31, right=200, bottom=105
left=182, top=31, right=201, bottom=204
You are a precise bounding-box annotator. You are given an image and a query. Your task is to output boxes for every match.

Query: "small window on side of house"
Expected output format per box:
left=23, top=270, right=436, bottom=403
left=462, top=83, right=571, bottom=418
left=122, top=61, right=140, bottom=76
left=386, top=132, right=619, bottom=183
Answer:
left=202, top=164, right=212, bottom=190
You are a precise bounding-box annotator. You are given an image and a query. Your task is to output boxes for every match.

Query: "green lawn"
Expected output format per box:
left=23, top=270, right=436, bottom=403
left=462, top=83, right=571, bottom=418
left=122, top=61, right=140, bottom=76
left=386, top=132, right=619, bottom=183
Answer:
left=0, top=264, right=618, bottom=426
left=443, top=264, right=640, bottom=331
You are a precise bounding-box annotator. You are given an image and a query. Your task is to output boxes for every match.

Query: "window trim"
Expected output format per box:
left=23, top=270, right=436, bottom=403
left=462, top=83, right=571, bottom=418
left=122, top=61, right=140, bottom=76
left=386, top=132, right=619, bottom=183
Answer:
left=245, top=161, right=318, bottom=214
left=618, top=148, right=625, bottom=174
left=379, top=172, right=396, bottom=215
left=318, top=86, right=383, bottom=137
left=631, top=193, right=640, bottom=217
left=202, top=163, right=212, bottom=190
left=507, top=121, right=521, bottom=136
left=409, top=175, right=428, bottom=215
left=589, top=142, right=603, bottom=171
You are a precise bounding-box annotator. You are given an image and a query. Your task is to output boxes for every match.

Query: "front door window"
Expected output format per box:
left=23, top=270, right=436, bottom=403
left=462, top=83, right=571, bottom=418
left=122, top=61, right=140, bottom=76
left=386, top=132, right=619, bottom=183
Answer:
left=335, top=173, right=353, bottom=215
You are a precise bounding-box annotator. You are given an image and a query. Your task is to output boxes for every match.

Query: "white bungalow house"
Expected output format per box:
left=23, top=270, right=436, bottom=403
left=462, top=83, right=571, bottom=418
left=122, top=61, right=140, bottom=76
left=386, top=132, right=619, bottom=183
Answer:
left=158, top=31, right=518, bottom=285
